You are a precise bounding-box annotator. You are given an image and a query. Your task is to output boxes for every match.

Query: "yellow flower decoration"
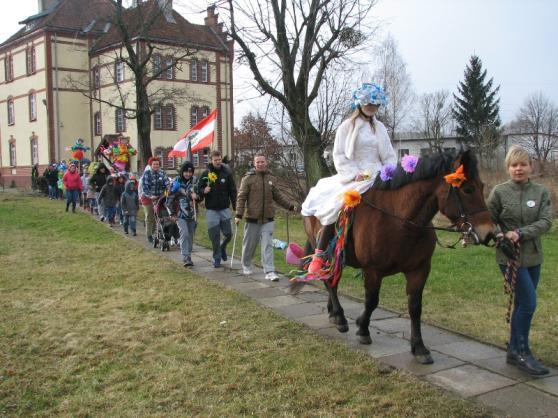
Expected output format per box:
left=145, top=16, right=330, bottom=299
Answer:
left=343, top=190, right=361, bottom=209
left=207, top=172, right=218, bottom=184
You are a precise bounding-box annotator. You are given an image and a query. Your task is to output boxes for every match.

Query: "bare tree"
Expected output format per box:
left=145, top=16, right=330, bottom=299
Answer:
left=373, top=34, right=414, bottom=140
left=65, top=0, right=198, bottom=164
left=226, top=0, right=379, bottom=188
left=412, top=90, right=453, bottom=151
left=512, top=92, right=558, bottom=170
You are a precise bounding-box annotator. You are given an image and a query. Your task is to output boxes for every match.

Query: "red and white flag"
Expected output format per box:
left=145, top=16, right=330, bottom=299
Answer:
left=168, top=109, right=218, bottom=158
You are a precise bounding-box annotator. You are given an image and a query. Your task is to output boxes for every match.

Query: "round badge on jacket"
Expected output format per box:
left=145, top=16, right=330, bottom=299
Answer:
left=526, top=200, right=536, bottom=208
left=269, top=181, right=272, bottom=185
left=221, top=178, right=225, bottom=183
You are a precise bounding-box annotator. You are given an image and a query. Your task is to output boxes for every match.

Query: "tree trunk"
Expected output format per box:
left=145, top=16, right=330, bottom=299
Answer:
left=290, top=113, right=329, bottom=191
left=136, top=86, right=152, bottom=167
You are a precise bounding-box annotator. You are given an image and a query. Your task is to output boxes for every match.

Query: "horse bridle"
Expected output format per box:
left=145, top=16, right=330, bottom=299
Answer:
left=360, top=182, right=490, bottom=248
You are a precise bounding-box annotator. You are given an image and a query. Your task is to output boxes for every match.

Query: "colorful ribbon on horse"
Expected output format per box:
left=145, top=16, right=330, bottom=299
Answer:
left=291, top=190, right=360, bottom=287
left=444, top=164, right=467, bottom=188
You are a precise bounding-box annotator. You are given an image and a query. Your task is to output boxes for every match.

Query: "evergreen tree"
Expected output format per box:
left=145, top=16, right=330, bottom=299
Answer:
left=453, top=55, right=501, bottom=159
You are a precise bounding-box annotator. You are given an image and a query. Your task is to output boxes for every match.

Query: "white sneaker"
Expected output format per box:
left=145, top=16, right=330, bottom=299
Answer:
left=242, top=266, right=253, bottom=275
left=265, top=272, right=279, bottom=281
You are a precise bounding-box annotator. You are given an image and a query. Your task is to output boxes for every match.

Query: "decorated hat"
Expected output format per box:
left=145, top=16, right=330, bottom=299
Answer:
left=351, top=83, right=388, bottom=109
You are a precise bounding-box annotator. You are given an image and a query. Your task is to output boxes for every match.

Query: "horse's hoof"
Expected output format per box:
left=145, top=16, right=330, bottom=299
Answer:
left=358, top=334, right=372, bottom=345
left=336, top=323, right=349, bottom=333
left=414, top=353, right=434, bottom=364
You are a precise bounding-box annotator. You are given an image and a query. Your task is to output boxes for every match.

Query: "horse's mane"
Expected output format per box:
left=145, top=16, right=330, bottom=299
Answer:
left=371, top=151, right=479, bottom=191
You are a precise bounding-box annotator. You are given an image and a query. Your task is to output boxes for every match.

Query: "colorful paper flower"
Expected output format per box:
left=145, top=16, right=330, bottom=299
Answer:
left=343, top=190, right=361, bottom=209
left=401, top=155, right=419, bottom=173
left=380, top=163, right=396, bottom=181
left=444, top=164, right=467, bottom=188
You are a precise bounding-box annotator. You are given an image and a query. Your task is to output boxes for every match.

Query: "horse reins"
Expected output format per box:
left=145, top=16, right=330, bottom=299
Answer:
left=503, top=241, right=520, bottom=323
left=360, top=185, right=490, bottom=248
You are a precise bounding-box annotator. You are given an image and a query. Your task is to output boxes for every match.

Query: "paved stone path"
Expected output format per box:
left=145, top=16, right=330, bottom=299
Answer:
left=110, top=215, right=558, bottom=418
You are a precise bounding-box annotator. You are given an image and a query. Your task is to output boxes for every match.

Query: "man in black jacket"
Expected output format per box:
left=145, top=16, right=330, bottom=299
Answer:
left=44, top=163, right=59, bottom=199
left=198, top=151, right=237, bottom=267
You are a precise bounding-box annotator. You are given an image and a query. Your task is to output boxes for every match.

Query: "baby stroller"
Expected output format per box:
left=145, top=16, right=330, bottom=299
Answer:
left=152, top=195, right=180, bottom=251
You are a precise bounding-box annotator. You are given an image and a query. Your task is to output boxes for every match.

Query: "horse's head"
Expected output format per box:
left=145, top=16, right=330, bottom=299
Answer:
left=436, top=150, right=495, bottom=245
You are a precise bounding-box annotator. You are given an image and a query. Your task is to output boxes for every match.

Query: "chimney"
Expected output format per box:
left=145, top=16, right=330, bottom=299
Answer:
left=157, top=0, right=176, bottom=23
left=204, top=5, right=219, bottom=28
left=37, top=0, right=59, bottom=13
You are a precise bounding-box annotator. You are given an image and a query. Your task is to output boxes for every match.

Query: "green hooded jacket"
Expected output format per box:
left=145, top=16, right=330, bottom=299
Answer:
left=487, top=180, right=553, bottom=267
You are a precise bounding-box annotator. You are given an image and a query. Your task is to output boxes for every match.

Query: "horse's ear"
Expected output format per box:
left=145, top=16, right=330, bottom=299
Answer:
left=457, top=149, right=478, bottom=179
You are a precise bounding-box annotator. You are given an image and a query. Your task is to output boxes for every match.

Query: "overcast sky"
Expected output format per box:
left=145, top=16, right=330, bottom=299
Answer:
left=2, top=0, right=557, bottom=126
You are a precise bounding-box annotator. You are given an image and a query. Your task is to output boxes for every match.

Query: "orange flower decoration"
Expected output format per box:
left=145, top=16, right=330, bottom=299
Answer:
left=444, top=164, right=467, bottom=188
left=343, top=190, right=362, bottom=208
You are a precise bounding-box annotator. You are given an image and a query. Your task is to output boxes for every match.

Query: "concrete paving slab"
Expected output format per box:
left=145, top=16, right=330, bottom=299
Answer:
left=296, top=313, right=336, bottom=330
left=379, top=350, right=465, bottom=376
left=242, top=287, right=287, bottom=299
left=526, top=375, right=558, bottom=397
left=432, top=340, right=505, bottom=362
left=257, top=295, right=306, bottom=309
left=362, top=332, right=413, bottom=358
left=401, top=324, right=469, bottom=347
left=476, top=383, right=558, bottom=418
left=427, top=365, right=515, bottom=398
left=275, top=302, right=325, bottom=319
left=295, top=291, right=329, bottom=303
left=227, top=281, right=269, bottom=291
left=369, top=316, right=409, bottom=334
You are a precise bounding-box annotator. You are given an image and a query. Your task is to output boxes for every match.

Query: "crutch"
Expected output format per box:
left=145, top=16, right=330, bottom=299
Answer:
left=230, top=221, right=239, bottom=269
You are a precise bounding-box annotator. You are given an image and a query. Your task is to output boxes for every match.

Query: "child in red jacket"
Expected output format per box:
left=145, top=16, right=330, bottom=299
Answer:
left=62, top=163, right=83, bottom=213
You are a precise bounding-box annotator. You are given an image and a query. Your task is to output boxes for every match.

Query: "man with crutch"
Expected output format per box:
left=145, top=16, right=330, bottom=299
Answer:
left=234, top=154, right=296, bottom=281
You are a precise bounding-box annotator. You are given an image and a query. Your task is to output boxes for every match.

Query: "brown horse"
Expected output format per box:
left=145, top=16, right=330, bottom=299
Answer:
left=299, top=150, right=495, bottom=364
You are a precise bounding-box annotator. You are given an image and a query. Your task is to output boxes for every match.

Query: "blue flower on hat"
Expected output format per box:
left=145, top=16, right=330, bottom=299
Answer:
left=352, top=83, right=388, bottom=109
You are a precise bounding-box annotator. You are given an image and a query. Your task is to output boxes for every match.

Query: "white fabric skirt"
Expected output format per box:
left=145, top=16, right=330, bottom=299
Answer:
left=301, top=175, right=374, bottom=225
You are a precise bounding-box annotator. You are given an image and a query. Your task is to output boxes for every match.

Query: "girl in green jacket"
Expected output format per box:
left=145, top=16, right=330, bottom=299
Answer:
left=488, top=145, right=553, bottom=376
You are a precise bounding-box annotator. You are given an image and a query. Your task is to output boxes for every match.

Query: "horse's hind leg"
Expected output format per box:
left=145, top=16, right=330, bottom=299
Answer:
left=355, top=267, right=381, bottom=345
left=405, top=268, right=434, bottom=364
left=325, top=283, right=349, bottom=333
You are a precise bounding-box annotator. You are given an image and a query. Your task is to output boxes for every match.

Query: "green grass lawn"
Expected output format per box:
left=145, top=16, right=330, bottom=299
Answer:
left=0, top=194, right=490, bottom=417
left=195, top=209, right=558, bottom=367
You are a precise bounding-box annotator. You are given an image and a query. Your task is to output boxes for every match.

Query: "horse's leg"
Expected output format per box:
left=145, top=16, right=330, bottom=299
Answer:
left=405, top=267, right=434, bottom=364
left=355, top=267, right=381, bottom=344
left=325, top=282, right=349, bottom=333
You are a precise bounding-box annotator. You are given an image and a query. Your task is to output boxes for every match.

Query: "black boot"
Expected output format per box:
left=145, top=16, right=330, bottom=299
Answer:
left=516, top=337, right=549, bottom=376
left=506, top=345, right=517, bottom=365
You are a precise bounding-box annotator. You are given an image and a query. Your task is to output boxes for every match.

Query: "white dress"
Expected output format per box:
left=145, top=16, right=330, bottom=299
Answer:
left=301, top=116, right=397, bottom=225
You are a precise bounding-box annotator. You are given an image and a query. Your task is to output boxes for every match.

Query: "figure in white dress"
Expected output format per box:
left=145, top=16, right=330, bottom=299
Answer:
left=302, top=83, right=397, bottom=274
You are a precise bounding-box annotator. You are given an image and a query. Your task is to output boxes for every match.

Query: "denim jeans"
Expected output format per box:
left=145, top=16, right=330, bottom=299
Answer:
left=123, top=215, right=136, bottom=233
left=177, top=217, right=197, bottom=261
left=65, top=189, right=79, bottom=210
left=206, top=209, right=232, bottom=263
left=106, top=207, right=117, bottom=223
left=499, top=264, right=541, bottom=350
left=48, top=184, right=58, bottom=199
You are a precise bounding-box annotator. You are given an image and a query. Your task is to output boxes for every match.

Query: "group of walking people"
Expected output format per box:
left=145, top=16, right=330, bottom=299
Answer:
left=139, top=150, right=296, bottom=280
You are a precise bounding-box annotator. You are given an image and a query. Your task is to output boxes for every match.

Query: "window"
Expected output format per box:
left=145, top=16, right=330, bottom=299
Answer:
left=192, top=152, right=199, bottom=167
left=93, top=66, right=100, bottom=89
left=420, top=148, right=430, bottom=157
left=152, top=54, right=162, bottom=78
left=31, top=136, right=39, bottom=166
left=26, top=46, right=36, bottom=75
left=165, top=57, right=173, bottom=80
left=5, top=54, right=14, bottom=82
left=200, top=60, right=208, bottom=82
left=29, top=92, right=37, bottom=121
left=190, top=105, right=198, bottom=126
left=166, top=147, right=176, bottom=169
left=115, top=60, right=125, bottom=83
left=398, top=149, right=409, bottom=159
left=94, top=112, right=102, bottom=136
left=190, top=58, right=198, bottom=81
left=190, top=105, right=210, bottom=127
left=154, top=104, right=175, bottom=130
left=115, top=108, right=126, bottom=132
left=9, top=138, right=16, bottom=166
left=7, top=97, right=15, bottom=125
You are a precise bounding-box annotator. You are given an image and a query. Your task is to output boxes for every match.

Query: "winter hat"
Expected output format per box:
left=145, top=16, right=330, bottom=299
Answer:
left=351, top=83, right=388, bottom=109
